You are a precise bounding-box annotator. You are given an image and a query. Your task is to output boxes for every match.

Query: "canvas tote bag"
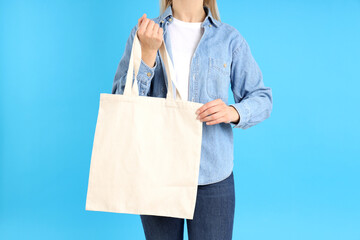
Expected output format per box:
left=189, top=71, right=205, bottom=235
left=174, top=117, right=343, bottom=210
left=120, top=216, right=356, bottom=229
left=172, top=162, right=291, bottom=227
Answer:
left=85, top=29, right=204, bottom=219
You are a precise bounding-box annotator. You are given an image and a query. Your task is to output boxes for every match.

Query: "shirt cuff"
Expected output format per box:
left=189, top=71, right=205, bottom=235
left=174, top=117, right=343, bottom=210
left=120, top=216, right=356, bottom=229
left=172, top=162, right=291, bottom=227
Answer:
left=137, top=58, right=157, bottom=95
left=229, top=102, right=251, bottom=129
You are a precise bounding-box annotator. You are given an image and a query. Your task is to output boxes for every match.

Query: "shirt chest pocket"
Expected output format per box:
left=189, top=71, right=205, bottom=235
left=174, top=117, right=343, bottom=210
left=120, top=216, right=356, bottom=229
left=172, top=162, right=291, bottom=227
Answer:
left=206, top=57, right=231, bottom=100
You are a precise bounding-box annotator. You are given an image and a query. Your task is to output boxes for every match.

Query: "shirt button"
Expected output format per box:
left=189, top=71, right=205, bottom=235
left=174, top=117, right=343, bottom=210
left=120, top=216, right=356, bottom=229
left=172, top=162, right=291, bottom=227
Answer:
left=169, top=18, right=173, bottom=21
left=209, top=24, right=212, bottom=27
left=147, top=72, right=151, bottom=77
left=223, top=63, right=227, bottom=67
left=160, top=20, right=164, bottom=23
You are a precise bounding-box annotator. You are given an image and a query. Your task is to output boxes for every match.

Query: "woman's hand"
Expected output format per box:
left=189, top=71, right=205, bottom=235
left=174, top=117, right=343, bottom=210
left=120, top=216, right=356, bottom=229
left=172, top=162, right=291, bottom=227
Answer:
left=195, top=99, right=240, bottom=126
left=137, top=13, right=164, bottom=67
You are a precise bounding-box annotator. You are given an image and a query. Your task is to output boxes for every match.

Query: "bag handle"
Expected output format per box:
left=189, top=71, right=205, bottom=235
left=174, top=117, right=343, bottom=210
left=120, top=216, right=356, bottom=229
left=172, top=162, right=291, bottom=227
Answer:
left=124, top=29, right=181, bottom=101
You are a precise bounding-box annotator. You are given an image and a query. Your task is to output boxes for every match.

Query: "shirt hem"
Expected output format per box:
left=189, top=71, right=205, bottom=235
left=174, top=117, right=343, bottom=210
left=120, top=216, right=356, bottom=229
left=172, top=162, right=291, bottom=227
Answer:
left=197, top=164, right=234, bottom=186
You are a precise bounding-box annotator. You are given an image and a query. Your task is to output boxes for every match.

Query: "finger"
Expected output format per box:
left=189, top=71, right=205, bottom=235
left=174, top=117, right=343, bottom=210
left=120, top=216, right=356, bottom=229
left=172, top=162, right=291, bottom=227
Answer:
left=152, top=23, right=159, bottom=37
left=202, top=111, right=227, bottom=124
left=206, top=115, right=228, bottom=125
left=196, top=99, right=223, bottom=115
left=138, top=18, right=150, bottom=34
left=151, top=22, right=158, bottom=31
left=158, top=26, right=164, bottom=36
left=145, top=20, right=155, bottom=35
left=198, top=104, right=223, bottom=121
left=138, top=13, right=146, bottom=27
left=139, top=17, right=149, bottom=29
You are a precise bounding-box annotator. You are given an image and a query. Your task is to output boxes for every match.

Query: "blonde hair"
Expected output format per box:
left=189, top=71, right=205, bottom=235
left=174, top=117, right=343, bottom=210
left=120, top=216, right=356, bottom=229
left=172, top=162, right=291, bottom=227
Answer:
left=159, top=0, right=221, bottom=21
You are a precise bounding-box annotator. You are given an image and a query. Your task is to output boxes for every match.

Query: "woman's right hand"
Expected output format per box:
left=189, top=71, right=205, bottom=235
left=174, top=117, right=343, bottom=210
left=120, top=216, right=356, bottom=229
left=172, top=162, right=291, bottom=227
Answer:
left=137, top=13, right=164, bottom=68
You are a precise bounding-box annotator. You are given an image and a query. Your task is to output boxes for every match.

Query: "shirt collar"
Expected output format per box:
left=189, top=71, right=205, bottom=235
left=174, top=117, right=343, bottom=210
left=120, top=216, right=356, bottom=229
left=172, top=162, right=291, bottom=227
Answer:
left=160, top=4, right=220, bottom=28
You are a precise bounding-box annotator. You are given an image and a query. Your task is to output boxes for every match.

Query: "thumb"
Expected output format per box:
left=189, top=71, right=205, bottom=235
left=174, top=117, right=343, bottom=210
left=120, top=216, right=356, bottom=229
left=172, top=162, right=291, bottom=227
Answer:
left=138, top=13, right=147, bottom=27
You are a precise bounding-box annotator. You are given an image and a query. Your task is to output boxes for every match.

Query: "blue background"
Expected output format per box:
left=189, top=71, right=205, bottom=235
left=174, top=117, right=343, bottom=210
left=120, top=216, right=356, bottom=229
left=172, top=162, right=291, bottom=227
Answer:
left=1, top=0, right=359, bottom=239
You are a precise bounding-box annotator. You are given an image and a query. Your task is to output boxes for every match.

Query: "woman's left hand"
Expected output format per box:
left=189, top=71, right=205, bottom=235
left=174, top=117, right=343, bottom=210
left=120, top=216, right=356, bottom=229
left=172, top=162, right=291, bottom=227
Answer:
left=195, top=99, right=240, bottom=126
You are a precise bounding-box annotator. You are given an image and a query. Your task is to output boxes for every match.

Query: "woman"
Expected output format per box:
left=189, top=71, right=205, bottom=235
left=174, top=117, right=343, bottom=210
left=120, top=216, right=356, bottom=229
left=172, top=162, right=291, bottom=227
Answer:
left=112, top=0, right=273, bottom=239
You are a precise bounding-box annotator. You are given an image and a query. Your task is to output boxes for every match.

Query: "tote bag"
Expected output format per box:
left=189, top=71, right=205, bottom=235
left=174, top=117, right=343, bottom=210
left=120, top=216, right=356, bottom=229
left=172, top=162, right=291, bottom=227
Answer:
left=85, top=29, right=204, bottom=219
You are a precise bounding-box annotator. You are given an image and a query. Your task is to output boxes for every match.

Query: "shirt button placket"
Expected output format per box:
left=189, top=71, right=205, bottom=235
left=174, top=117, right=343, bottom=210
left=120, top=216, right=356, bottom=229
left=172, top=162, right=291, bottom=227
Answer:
left=191, top=53, right=196, bottom=102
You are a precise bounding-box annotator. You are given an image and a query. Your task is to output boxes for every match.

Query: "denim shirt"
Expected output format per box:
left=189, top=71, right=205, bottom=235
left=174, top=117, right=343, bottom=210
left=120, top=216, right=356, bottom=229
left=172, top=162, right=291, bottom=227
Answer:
left=112, top=5, right=273, bottom=185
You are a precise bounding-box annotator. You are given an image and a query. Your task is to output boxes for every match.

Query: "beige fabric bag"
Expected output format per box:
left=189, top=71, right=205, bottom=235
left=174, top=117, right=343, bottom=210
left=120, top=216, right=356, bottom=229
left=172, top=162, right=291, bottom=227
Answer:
left=85, top=29, right=203, bottom=219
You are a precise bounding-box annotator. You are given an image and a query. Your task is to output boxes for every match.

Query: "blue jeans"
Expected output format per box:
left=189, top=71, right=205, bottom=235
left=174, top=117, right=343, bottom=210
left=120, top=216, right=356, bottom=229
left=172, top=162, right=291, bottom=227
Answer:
left=140, top=171, right=235, bottom=240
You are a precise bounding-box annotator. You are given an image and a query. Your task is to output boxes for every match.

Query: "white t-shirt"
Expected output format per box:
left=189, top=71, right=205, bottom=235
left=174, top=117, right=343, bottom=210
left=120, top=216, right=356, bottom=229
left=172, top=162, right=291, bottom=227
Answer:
left=167, top=17, right=204, bottom=101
